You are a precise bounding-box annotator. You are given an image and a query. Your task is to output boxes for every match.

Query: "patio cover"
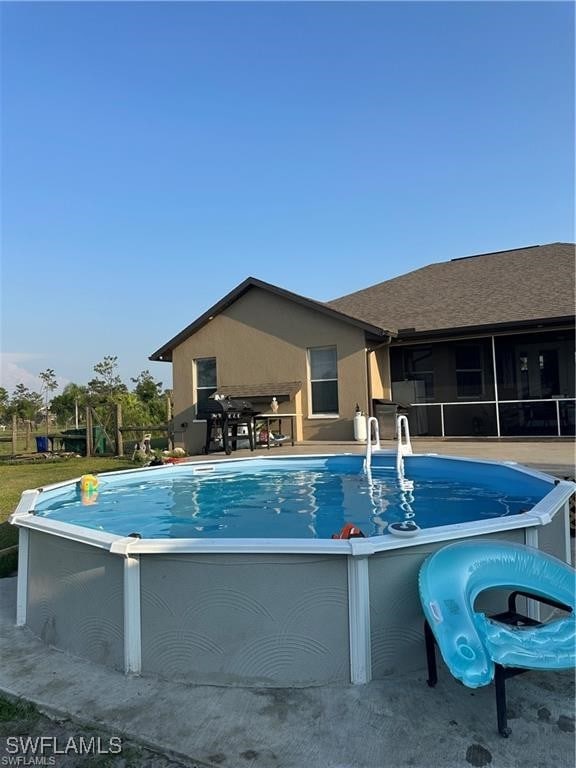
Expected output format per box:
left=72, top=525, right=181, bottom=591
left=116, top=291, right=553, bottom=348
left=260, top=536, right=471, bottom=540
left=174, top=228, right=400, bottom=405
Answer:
left=216, top=381, right=302, bottom=399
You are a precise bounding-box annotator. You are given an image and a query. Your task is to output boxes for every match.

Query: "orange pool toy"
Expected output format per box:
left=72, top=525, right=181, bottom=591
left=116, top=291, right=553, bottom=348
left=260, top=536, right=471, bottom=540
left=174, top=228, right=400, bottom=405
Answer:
left=331, top=523, right=366, bottom=539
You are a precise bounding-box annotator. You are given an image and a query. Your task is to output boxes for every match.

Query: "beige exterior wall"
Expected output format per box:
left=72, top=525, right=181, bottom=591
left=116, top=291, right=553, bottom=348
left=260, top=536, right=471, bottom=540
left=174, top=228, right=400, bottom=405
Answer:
left=368, top=346, right=392, bottom=400
left=171, top=287, right=371, bottom=453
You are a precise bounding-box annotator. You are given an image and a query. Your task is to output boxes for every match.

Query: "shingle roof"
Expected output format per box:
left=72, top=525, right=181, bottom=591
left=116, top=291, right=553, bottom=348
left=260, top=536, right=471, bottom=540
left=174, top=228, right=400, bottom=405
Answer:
left=327, top=243, right=575, bottom=336
left=216, top=381, right=302, bottom=399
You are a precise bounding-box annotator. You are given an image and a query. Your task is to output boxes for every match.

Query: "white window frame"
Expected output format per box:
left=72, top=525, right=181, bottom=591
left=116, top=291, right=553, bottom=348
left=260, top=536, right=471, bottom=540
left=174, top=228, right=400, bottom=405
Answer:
left=307, top=346, right=339, bottom=418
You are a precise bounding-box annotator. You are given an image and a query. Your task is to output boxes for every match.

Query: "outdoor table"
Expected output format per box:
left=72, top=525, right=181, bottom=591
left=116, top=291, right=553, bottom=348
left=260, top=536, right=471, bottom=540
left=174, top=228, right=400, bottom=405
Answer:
left=256, top=413, right=299, bottom=449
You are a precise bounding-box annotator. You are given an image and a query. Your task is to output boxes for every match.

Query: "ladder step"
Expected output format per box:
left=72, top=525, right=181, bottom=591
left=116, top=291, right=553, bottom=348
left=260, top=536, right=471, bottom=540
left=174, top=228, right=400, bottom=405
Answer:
left=369, top=465, right=395, bottom=471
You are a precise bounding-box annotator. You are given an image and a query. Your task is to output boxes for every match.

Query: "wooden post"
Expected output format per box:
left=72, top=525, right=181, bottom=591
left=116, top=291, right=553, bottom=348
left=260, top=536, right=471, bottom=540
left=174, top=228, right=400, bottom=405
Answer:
left=85, top=407, right=93, bottom=457
left=166, top=394, right=174, bottom=451
left=12, top=415, right=17, bottom=455
left=25, top=421, right=31, bottom=451
left=116, top=402, right=124, bottom=457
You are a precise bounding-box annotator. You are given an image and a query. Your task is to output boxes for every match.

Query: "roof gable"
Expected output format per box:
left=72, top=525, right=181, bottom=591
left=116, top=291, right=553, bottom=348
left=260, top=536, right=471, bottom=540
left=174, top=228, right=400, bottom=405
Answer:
left=149, top=277, right=391, bottom=361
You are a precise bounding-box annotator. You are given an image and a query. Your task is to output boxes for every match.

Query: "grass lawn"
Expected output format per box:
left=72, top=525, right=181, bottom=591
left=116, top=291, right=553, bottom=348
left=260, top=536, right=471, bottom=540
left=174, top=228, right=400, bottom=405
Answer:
left=0, top=457, right=135, bottom=552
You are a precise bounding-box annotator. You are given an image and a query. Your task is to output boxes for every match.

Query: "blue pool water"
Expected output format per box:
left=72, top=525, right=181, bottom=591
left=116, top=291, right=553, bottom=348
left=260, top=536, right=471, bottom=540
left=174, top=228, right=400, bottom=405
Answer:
left=33, top=456, right=551, bottom=540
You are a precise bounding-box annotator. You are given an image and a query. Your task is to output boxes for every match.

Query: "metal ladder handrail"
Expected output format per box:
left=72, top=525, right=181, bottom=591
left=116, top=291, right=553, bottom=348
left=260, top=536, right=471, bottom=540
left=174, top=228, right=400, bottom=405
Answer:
left=365, top=416, right=380, bottom=472
left=365, top=414, right=413, bottom=473
left=395, top=414, right=413, bottom=474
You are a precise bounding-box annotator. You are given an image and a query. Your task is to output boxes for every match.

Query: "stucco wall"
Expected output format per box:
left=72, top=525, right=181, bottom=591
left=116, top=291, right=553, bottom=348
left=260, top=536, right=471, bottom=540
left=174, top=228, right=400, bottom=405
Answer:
left=171, top=287, right=369, bottom=452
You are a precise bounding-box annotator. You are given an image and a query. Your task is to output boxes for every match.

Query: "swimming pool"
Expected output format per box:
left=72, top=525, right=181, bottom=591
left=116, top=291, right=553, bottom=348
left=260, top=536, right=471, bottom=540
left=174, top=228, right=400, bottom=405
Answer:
left=10, top=453, right=574, bottom=687
left=31, top=455, right=551, bottom=539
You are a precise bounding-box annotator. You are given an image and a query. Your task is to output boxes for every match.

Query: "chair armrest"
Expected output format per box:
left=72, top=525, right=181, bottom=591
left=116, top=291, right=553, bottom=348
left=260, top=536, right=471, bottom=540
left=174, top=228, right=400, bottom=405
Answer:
left=508, top=590, right=572, bottom=616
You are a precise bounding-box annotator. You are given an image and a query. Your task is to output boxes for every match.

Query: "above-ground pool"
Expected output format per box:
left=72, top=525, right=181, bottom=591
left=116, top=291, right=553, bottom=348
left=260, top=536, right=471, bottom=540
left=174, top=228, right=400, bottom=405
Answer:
left=10, top=453, right=575, bottom=687
left=31, top=455, right=553, bottom=539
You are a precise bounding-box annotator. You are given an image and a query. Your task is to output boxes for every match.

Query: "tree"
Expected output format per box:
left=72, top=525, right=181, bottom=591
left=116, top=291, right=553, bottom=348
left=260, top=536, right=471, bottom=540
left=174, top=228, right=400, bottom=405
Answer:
left=9, top=384, right=42, bottom=423
left=131, top=370, right=163, bottom=405
left=50, top=383, right=88, bottom=427
left=130, top=370, right=168, bottom=426
left=86, top=356, right=129, bottom=436
left=117, top=392, right=150, bottom=427
left=39, top=368, right=58, bottom=436
left=88, top=356, right=127, bottom=402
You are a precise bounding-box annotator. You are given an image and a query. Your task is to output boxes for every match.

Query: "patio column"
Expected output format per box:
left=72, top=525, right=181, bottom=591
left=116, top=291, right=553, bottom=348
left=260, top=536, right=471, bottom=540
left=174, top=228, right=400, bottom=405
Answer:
left=293, top=390, right=304, bottom=441
left=491, top=336, right=501, bottom=437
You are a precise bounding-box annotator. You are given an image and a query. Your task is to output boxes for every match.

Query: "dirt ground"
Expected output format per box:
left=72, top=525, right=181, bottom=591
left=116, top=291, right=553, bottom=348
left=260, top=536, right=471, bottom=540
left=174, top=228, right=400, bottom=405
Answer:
left=0, top=695, right=197, bottom=768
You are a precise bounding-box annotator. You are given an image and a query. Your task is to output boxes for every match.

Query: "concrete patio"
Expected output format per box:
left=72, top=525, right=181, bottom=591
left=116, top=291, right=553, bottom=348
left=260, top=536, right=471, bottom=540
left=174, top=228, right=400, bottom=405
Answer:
left=224, top=437, right=575, bottom=478
left=0, top=575, right=574, bottom=768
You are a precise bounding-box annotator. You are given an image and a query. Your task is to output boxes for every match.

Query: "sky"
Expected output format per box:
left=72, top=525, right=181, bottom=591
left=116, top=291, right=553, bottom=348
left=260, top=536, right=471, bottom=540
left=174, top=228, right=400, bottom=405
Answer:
left=1, top=0, right=574, bottom=395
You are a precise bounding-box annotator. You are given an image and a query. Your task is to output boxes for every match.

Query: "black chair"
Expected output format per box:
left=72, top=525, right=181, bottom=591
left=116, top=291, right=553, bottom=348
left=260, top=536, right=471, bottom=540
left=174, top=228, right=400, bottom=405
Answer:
left=424, top=590, right=572, bottom=737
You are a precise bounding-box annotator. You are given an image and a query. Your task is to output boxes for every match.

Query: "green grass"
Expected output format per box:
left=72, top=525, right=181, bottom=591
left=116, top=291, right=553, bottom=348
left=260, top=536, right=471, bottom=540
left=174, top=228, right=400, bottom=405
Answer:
left=0, top=695, right=40, bottom=724
left=0, top=546, right=18, bottom=578
left=0, top=526, right=19, bottom=551
left=0, top=450, right=177, bottom=575
left=0, top=458, right=136, bottom=564
left=0, top=457, right=135, bottom=524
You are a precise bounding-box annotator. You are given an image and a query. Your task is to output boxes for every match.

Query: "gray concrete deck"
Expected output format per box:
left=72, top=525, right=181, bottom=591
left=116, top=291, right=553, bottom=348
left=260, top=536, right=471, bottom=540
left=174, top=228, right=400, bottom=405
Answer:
left=193, top=437, right=575, bottom=480
left=0, top=577, right=574, bottom=768
left=1, top=441, right=574, bottom=767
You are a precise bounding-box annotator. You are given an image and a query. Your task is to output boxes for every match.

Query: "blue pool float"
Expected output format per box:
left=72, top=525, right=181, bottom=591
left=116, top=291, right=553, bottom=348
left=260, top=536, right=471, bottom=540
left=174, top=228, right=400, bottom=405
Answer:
left=419, top=540, right=575, bottom=688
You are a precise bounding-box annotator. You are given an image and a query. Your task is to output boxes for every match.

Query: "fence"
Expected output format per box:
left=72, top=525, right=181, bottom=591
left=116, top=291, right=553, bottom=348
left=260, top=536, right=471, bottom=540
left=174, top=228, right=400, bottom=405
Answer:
left=0, top=417, right=37, bottom=455
left=0, top=397, right=174, bottom=458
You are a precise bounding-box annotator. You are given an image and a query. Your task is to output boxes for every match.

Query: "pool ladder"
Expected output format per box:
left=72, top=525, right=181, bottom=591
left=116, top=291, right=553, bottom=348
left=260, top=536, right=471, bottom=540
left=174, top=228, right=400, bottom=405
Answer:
left=365, top=414, right=413, bottom=476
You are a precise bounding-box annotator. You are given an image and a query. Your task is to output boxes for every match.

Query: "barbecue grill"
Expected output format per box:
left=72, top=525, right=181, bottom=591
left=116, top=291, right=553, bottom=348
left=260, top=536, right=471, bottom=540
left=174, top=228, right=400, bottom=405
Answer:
left=197, top=396, right=259, bottom=455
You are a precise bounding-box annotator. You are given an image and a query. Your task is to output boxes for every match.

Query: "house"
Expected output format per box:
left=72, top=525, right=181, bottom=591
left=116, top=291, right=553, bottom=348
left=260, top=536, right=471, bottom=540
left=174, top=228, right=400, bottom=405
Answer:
left=330, top=242, right=575, bottom=439
left=150, top=243, right=575, bottom=451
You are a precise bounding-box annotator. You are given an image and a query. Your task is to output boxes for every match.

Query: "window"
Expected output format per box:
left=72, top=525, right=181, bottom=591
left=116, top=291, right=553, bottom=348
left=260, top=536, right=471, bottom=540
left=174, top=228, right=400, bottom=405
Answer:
left=519, top=353, right=530, bottom=399
left=495, top=331, right=574, bottom=402
left=396, top=346, right=434, bottom=401
left=195, top=358, right=217, bottom=413
left=539, top=350, right=560, bottom=396
left=308, top=346, right=339, bottom=415
left=455, top=344, right=483, bottom=399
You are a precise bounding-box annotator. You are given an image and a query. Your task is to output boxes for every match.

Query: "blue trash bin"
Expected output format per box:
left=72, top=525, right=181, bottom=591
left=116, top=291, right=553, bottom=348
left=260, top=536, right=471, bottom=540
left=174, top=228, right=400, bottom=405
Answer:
left=36, top=436, right=49, bottom=452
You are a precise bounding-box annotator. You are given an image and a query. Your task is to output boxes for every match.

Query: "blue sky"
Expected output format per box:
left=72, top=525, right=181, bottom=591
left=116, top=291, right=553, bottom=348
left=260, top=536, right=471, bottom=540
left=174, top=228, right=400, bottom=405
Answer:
left=1, top=0, right=574, bottom=394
